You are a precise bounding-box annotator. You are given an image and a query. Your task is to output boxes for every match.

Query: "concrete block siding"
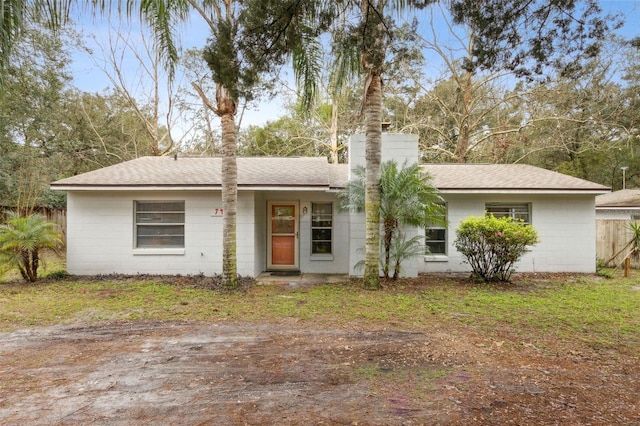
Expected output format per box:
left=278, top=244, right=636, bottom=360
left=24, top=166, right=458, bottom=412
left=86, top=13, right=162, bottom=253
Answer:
left=66, top=190, right=232, bottom=276
left=348, top=133, right=598, bottom=275
left=348, top=133, right=423, bottom=277
left=421, top=194, right=597, bottom=274
left=66, top=190, right=350, bottom=278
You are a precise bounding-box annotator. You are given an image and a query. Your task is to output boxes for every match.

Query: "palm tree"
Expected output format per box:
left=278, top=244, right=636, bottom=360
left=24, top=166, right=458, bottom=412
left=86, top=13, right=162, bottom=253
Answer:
left=257, top=0, right=614, bottom=289
left=197, top=1, right=324, bottom=287
left=2, top=0, right=309, bottom=288
left=334, top=0, right=430, bottom=288
left=197, top=4, right=243, bottom=289
left=268, top=0, right=422, bottom=289
left=0, top=1, right=65, bottom=86
left=0, top=212, right=64, bottom=282
left=340, top=160, right=443, bottom=280
left=229, top=0, right=425, bottom=288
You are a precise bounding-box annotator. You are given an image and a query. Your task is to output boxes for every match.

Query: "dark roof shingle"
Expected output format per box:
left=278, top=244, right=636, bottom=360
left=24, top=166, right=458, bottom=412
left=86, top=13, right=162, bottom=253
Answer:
left=595, top=189, right=640, bottom=207
left=51, top=157, right=609, bottom=193
left=52, top=157, right=332, bottom=188
left=423, top=164, right=609, bottom=192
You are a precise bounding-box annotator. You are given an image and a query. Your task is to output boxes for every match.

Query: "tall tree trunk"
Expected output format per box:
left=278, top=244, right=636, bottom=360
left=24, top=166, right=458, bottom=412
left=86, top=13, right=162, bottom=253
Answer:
left=363, top=72, right=383, bottom=289
left=382, top=219, right=394, bottom=279
left=456, top=69, right=473, bottom=163
left=217, top=84, right=238, bottom=288
left=329, top=103, right=339, bottom=164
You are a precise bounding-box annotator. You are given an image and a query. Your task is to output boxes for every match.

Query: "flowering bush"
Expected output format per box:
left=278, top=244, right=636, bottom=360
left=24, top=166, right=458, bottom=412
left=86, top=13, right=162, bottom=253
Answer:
left=454, top=214, right=539, bottom=282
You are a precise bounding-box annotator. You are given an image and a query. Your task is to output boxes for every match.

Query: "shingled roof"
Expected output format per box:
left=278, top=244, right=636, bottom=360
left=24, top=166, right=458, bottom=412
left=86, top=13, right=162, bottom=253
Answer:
left=51, top=157, right=609, bottom=194
left=51, top=157, right=341, bottom=190
left=423, top=164, right=609, bottom=193
left=595, top=189, right=640, bottom=207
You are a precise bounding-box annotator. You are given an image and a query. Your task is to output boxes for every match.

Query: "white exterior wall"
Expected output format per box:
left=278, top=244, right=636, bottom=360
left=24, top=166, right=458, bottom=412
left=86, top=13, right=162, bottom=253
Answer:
left=66, top=189, right=347, bottom=277
left=348, top=133, right=422, bottom=277
left=421, top=193, right=598, bottom=274
left=254, top=193, right=267, bottom=275
left=66, top=190, right=258, bottom=277
left=237, top=191, right=257, bottom=276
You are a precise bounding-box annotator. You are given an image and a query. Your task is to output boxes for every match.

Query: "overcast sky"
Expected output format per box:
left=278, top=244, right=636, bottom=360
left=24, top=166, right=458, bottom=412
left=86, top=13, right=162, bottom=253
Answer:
left=69, top=1, right=640, bottom=130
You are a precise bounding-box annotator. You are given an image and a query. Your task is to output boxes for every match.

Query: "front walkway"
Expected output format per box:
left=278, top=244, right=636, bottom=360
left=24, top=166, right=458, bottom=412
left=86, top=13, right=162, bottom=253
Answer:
left=255, top=272, right=349, bottom=287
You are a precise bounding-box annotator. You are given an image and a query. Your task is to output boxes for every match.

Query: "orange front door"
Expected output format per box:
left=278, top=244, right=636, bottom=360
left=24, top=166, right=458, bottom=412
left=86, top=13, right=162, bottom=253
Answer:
left=268, top=203, right=298, bottom=269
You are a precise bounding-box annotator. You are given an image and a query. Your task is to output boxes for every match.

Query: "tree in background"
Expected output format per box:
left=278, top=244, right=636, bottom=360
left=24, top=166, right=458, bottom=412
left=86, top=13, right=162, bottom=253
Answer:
left=391, top=6, right=526, bottom=163
left=509, top=37, right=637, bottom=187
left=177, top=49, right=222, bottom=156
left=85, top=22, right=179, bottom=156
left=55, top=90, right=157, bottom=173
left=0, top=20, right=158, bottom=212
left=240, top=116, right=328, bottom=158
left=238, top=89, right=361, bottom=161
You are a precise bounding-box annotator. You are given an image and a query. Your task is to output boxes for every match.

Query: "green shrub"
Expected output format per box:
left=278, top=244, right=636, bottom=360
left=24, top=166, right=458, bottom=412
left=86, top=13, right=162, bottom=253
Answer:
left=42, top=269, right=68, bottom=280
left=454, top=215, right=538, bottom=282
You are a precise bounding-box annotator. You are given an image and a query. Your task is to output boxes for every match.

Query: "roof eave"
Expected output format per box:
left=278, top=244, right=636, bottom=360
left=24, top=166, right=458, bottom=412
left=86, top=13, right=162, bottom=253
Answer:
left=596, top=205, right=640, bottom=209
left=238, top=185, right=331, bottom=191
left=51, top=184, right=333, bottom=191
left=51, top=185, right=222, bottom=191
left=439, top=188, right=610, bottom=195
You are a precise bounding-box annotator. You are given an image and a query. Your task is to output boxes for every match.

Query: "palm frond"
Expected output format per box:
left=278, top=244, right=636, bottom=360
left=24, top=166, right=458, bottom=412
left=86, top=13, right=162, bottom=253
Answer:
left=337, top=165, right=366, bottom=212
left=292, top=24, right=323, bottom=111
left=331, top=40, right=361, bottom=99
left=135, top=0, right=190, bottom=80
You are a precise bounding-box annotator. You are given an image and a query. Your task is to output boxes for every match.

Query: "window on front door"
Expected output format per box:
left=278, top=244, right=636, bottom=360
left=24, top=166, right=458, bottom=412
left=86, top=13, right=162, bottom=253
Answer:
left=311, top=202, right=332, bottom=254
left=135, top=201, right=185, bottom=248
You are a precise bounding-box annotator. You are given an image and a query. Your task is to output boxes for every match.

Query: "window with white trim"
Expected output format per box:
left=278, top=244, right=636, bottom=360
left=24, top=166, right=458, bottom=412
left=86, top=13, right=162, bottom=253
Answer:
left=485, top=203, right=531, bottom=224
left=425, top=203, right=447, bottom=255
left=135, top=201, right=185, bottom=248
left=311, top=202, right=332, bottom=254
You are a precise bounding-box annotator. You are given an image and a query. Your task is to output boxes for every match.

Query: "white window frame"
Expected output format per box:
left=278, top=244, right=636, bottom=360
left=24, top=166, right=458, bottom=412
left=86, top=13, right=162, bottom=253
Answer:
left=485, top=203, right=531, bottom=224
left=311, top=202, right=333, bottom=256
left=134, top=201, right=185, bottom=251
left=425, top=203, right=447, bottom=261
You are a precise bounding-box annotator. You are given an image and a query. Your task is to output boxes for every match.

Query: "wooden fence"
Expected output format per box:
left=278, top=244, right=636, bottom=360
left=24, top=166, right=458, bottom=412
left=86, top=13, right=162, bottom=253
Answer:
left=0, top=208, right=67, bottom=242
left=42, top=208, right=67, bottom=240
left=596, top=219, right=640, bottom=268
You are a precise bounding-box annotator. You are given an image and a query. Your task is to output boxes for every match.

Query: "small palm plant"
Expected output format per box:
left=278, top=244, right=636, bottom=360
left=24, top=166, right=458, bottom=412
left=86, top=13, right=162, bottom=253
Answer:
left=0, top=212, right=64, bottom=282
left=340, top=160, right=444, bottom=280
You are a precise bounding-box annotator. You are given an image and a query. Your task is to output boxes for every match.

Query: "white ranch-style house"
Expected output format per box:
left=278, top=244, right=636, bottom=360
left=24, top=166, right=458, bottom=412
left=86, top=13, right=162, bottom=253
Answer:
left=51, top=134, right=610, bottom=277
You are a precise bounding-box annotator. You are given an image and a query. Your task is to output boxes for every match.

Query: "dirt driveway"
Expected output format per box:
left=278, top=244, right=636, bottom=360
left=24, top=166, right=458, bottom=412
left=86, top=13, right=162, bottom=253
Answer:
left=1, top=318, right=639, bottom=425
